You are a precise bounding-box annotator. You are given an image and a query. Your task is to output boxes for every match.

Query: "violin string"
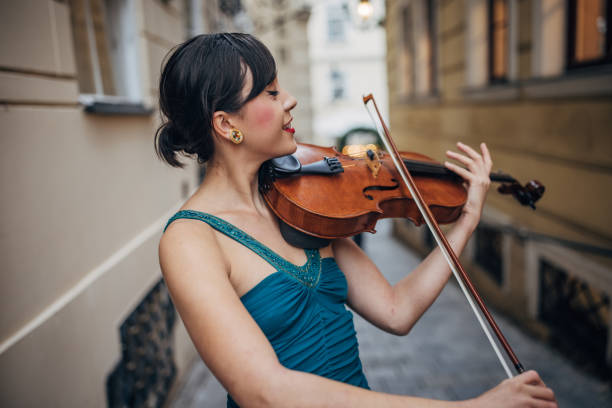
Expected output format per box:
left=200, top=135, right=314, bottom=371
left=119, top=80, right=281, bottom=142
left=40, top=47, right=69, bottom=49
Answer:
left=363, top=98, right=514, bottom=379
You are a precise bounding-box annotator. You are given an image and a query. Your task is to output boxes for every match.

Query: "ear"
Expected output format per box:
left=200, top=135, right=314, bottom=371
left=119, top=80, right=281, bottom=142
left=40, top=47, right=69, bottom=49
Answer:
left=211, top=111, right=234, bottom=143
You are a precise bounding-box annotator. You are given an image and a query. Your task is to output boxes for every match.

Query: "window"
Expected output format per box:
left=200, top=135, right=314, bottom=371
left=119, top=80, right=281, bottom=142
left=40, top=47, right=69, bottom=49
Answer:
left=465, top=0, right=520, bottom=96
left=327, top=5, right=346, bottom=42
left=106, top=279, right=177, bottom=407
left=400, top=4, right=415, bottom=95
left=425, top=1, right=438, bottom=93
left=538, top=259, right=610, bottom=376
left=526, top=0, right=612, bottom=98
left=398, top=0, right=437, bottom=98
left=69, top=0, right=144, bottom=106
left=330, top=69, right=345, bottom=100
left=488, top=0, right=509, bottom=82
left=567, top=0, right=611, bottom=68
left=475, top=225, right=504, bottom=285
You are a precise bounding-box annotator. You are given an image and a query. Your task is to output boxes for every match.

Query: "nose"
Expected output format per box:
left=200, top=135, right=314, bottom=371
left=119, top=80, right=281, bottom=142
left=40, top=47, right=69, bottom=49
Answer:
left=283, top=92, right=297, bottom=111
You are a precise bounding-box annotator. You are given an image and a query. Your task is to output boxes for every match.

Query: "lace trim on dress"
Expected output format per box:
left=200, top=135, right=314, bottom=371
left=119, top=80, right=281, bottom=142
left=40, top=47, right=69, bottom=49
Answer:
left=164, top=210, right=322, bottom=288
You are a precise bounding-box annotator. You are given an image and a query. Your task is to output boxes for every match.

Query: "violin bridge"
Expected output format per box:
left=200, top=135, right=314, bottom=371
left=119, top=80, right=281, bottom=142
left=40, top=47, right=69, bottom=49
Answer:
left=341, top=144, right=382, bottom=178
left=365, top=149, right=381, bottom=178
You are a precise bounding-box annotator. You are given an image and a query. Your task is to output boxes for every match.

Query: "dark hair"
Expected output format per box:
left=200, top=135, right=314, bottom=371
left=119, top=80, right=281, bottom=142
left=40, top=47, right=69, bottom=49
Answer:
left=154, top=33, right=277, bottom=167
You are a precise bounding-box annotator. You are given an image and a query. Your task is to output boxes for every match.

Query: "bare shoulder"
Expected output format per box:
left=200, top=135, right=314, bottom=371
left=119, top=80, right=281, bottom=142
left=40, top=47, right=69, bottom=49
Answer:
left=158, top=217, right=228, bottom=281
left=157, top=216, right=284, bottom=405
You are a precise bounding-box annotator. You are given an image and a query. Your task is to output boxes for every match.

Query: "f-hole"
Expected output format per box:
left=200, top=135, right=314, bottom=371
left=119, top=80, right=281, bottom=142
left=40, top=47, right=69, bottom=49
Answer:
left=363, top=179, right=400, bottom=200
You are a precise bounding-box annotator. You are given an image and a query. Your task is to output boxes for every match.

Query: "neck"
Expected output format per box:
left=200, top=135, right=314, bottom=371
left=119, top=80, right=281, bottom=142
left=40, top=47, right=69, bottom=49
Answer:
left=196, top=150, right=269, bottom=216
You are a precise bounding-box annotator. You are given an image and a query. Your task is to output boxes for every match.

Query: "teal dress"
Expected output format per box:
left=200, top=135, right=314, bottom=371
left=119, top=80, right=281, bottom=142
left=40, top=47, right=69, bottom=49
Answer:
left=164, top=210, right=370, bottom=407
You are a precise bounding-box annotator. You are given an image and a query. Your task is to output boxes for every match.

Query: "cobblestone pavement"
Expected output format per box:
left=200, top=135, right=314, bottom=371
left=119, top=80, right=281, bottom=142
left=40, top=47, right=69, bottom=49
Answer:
left=169, top=219, right=612, bottom=407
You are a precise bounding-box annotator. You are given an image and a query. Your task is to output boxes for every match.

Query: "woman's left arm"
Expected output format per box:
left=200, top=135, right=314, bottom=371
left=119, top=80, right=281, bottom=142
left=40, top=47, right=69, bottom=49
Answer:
left=334, top=142, right=492, bottom=335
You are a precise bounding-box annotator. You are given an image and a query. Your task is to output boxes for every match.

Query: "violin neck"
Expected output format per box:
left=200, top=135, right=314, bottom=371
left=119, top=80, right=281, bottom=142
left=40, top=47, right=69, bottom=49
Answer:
left=489, top=172, right=517, bottom=183
left=401, top=158, right=516, bottom=184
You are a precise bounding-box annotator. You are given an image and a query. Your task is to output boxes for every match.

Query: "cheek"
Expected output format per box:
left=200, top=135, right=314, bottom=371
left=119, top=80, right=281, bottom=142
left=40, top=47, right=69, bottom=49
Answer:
left=251, top=104, right=275, bottom=128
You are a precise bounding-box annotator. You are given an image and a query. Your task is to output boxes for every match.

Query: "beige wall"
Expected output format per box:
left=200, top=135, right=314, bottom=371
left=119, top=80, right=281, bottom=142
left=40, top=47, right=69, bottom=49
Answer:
left=0, top=0, right=200, bottom=405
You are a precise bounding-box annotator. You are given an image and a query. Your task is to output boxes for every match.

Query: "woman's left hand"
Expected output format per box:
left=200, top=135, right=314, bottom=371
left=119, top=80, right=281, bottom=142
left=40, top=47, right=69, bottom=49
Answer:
left=444, top=142, right=493, bottom=226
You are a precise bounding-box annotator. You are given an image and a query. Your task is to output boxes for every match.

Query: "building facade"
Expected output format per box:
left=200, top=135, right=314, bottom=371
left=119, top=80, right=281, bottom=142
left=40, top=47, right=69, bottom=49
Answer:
left=386, top=0, right=612, bottom=375
left=308, top=0, right=389, bottom=146
left=0, top=0, right=312, bottom=405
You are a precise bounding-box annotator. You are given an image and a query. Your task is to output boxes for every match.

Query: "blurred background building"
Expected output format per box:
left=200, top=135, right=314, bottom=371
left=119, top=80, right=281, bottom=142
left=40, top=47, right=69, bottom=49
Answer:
left=244, top=0, right=315, bottom=143
left=308, top=0, right=388, bottom=147
left=386, top=0, right=612, bottom=378
left=1, top=0, right=611, bottom=406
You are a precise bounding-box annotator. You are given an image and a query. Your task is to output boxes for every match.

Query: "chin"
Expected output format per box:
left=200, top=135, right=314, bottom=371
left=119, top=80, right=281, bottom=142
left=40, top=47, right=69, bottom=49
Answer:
left=277, top=136, right=297, bottom=156
left=287, top=137, right=298, bottom=154
left=264, top=134, right=297, bottom=160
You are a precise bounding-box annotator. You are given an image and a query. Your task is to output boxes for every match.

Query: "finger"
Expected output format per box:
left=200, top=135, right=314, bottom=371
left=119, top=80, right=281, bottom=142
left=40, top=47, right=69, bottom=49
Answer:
left=480, top=142, right=492, bottom=170
left=446, top=150, right=475, bottom=168
left=444, top=161, right=473, bottom=182
left=530, top=400, right=558, bottom=408
left=457, top=142, right=483, bottom=162
left=524, top=384, right=556, bottom=401
left=527, top=377, right=546, bottom=387
left=518, top=370, right=543, bottom=385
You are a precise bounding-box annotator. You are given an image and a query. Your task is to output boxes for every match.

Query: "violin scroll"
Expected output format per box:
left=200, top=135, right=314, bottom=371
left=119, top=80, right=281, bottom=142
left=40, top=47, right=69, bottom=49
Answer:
left=497, top=180, right=545, bottom=209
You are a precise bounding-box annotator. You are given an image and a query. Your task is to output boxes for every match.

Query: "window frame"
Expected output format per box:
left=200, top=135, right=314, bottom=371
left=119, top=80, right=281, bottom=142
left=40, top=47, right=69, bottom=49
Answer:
left=523, top=0, right=612, bottom=99
left=70, top=0, right=150, bottom=115
left=487, top=0, right=510, bottom=84
left=330, top=68, right=346, bottom=101
left=396, top=0, right=439, bottom=103
left=426, top=0, right=439, bottom=95
left=327, top=4, right=347, bottom=43
left=399, top=2, right=416, bottom=97
left=566, top=0, right=612, bottom=70
left=463, top=0, right=521, bottom=101
left=464, top=0, right=612, bottom=100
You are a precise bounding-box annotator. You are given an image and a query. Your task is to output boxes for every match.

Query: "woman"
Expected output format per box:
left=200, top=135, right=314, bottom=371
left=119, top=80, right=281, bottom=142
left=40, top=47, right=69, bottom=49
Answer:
left=156, top=33, right=556, bottom=408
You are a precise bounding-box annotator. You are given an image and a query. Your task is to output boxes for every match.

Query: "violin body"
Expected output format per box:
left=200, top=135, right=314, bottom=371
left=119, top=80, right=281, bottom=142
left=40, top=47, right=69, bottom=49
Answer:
left=261, top=143, right=467, bottom=239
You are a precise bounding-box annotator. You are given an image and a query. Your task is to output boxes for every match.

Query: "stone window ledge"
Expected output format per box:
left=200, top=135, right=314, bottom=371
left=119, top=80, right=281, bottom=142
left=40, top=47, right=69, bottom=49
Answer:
left=462, top=65, right=612, bottom=102
left=462, top=83, right=520, bottom=102
left=396, top=92, right=441, bottom=106
left=79, top=94, right=153, bottom=116
left=522, top=65, right=612, bottom=99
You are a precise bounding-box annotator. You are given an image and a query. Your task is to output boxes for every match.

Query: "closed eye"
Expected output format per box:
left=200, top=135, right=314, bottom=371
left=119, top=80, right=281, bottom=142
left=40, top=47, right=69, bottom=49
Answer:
left=267, top=90, right=279, bottom=97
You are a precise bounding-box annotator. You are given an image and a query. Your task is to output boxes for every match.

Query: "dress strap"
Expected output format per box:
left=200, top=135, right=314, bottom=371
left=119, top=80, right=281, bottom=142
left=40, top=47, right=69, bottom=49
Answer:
left=164, top=209, right=322, bottom=288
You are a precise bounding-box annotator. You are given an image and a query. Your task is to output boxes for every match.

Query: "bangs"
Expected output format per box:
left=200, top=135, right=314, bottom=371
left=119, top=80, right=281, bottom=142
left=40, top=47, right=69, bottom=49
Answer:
left=220, top=33, right=277, bottom=105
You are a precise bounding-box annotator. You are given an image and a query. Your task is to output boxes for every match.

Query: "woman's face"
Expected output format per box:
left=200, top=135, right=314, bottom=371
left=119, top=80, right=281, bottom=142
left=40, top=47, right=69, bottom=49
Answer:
left=230, top=73, right=298, bottom=159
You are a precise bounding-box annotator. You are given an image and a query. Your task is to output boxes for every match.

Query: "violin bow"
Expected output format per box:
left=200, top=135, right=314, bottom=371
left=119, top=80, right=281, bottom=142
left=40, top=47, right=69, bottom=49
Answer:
left=363, top=94, right=524, bottom=379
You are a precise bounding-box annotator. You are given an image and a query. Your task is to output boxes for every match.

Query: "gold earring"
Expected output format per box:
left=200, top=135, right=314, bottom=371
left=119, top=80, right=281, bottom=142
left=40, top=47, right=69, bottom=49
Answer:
left=230, top=128, right=244, bottom=144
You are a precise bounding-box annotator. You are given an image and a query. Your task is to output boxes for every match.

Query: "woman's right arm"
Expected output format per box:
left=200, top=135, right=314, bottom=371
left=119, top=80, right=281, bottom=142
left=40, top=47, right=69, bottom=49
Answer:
left=159, top=222, right=556, bottom=408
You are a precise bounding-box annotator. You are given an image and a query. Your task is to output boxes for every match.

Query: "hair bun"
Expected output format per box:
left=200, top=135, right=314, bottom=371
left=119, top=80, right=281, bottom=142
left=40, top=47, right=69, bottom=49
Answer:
left=155, top=121, right=188, bottom=168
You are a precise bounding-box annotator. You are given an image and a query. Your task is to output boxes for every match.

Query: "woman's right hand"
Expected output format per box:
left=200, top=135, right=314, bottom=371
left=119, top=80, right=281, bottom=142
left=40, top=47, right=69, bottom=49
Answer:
left=468, top=370, right=557, bottom=408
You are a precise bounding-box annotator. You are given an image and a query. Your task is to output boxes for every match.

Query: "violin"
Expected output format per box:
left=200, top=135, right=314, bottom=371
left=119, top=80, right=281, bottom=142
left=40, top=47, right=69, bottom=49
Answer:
left=259, top=94, right=545, bottom=379
left=259, top=143, right=544, bottom=243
